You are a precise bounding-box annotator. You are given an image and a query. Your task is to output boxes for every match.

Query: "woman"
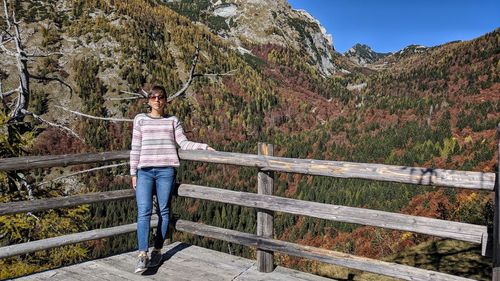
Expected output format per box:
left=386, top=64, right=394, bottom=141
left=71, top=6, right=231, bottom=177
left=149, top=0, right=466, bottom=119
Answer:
left=130, top=85, right=214, bottom=273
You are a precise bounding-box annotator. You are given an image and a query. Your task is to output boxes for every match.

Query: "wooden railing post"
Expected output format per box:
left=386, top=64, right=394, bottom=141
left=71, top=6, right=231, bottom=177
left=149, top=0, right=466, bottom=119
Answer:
left=257, top=143, right=274, bottom=272
left=494, top=124, right=500, bottom=281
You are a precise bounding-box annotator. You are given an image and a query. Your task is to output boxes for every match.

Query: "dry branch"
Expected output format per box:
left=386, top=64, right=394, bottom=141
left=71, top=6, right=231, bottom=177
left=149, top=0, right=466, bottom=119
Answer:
left=0, top=85, right=20, bottom=98
left=37, top=163, right=128, bottom=187
left=54, top=105, right=133, bottom=122
left=26, top=50, right=63, bottom=58
left=21, top=109, right=83, bottom=141
left=166, top=45, right=200, bottom=102
left=192, top=69, right=237, bottom=78
left=30, top=74, right=73, bottom=96
left=1, top=0, right=30, bottom=120
left=106, top=96, right=142, bottom=101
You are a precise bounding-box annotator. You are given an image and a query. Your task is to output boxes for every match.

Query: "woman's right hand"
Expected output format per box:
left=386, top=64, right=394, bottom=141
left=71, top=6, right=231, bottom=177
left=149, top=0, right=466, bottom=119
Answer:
left=132, top=176, right=137, bottom=190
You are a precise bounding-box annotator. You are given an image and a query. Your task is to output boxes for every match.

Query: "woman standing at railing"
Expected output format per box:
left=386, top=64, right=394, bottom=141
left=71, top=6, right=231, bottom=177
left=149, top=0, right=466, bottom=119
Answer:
left=130, top=85, right=214, bottom=273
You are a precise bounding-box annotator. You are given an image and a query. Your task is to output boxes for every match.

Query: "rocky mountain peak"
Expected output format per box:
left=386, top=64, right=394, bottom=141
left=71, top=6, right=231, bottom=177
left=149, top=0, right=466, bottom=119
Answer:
left=393, top=44, right=428, bottom=57
left=344, top=43, right=391, bottom=66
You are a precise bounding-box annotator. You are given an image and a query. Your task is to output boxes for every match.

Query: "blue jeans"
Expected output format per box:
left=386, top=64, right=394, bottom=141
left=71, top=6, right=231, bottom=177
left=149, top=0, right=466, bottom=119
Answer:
left=136, top=167, right=176, bottom=252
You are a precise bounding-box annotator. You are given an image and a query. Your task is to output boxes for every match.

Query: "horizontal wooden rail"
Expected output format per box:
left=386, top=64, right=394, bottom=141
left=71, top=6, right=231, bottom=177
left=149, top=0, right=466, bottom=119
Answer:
left=0, top=189, right=135, bottom=216
left=180, top=150, right=495, bottom=190
left=0, top=150, right=495, bottom=190
left=178, top=184, right=488, bottom=250
left=175, top=220, right=474, bottom=281
left=0, top=150, right=130, bottom=171
left=0, top=219, right=157, bottom=259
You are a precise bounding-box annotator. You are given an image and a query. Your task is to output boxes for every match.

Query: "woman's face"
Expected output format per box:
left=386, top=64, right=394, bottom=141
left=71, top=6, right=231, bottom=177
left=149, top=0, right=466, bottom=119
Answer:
left=148, top=93, right=166, bottom=111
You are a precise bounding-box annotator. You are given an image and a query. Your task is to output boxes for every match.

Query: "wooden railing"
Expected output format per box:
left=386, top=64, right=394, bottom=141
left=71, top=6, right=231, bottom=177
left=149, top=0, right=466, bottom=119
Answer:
left=0, top=141, right=498, bottom=281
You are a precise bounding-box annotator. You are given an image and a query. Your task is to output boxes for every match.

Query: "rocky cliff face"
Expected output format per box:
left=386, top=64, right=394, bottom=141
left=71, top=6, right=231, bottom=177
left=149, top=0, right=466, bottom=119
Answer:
left=165, top=0, right=339, bottom=75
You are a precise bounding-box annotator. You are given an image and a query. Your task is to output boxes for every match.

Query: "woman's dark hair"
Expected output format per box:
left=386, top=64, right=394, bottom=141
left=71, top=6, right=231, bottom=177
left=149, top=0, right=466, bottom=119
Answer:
left=150, top=85, right=167, bottom=97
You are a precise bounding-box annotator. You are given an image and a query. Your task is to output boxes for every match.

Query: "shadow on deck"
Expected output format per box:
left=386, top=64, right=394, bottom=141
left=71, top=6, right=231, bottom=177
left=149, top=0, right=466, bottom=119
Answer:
left=13, top=242, right=334, bottom=281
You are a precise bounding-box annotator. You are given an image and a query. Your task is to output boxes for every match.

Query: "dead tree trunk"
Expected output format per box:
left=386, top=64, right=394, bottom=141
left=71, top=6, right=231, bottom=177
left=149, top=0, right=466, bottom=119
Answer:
left=11, top=40, right=30, bottom=120
left=1, top=0, right=30, bottom=120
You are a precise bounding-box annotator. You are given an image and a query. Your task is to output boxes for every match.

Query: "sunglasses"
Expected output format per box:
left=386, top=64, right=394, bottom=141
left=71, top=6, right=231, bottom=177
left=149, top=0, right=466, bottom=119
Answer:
left=148, top=95, right=165, bottom=100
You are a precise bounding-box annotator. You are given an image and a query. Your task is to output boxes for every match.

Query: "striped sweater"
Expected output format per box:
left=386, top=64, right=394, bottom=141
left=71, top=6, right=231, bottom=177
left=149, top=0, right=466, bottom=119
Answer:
left=130, top=113, right=208, bottom=175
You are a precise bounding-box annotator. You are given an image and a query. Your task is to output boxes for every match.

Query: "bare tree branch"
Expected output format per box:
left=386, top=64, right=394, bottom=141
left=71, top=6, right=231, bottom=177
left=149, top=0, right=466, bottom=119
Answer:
left=0, top=35, right=13, bottom=46
left=3, top=0, right=11, bottom=31
left=0, top=31, right=15, bottom=56
left=0, top=40, right=16, bottom=56
left=37, top=163, right=128, bottom=187
left=30, top=74, right=73, bottom=96
left=0, top=25, right=13, bottom=37
left=11, top=2, right=21, bottom=26
left=26, top=51, right=63, bottom=58
left=106, top=96, right=142, bottom=101
left=164, top=46, right=237, bottom=102
left=0, top=85, right=20, bottom=98
left=2, top=0, right=30, bottom=120
left=54, top=105, right=133, bottom=122
left=0, top=83, right=19, bottom=109
left=193, top=69, right=237, bottom=78
left=167, top=45, right=200, bottom=102
left=121, top=89, right=148, bottom=98
left=105, top=89, right=148, bottom=101
left=0, top=82, right=3, bottom=107
left=20, top=109, right=84, bottom=141
left=11, top=7, right=23, bottom=54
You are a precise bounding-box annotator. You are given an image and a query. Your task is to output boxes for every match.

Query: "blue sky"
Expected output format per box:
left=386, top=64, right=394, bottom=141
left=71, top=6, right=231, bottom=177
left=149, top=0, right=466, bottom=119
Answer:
left=288, top=0, right=500, bottom=53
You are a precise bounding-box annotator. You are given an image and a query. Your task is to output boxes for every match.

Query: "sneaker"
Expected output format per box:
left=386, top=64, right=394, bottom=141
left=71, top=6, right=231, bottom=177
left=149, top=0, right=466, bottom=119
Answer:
left=148, top=249, right=162, bottom=268
left=135, top=254, right=149, bottom=273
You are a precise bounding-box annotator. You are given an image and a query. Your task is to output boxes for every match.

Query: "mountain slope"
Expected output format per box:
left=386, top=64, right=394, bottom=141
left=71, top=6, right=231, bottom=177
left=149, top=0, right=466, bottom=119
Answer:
left=163, top=0, right=341, bottom=75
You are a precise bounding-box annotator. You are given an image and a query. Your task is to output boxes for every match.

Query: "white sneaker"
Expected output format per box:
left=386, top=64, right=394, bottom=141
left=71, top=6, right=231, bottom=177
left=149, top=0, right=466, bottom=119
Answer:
left=135, top=254, right=149, bottom=273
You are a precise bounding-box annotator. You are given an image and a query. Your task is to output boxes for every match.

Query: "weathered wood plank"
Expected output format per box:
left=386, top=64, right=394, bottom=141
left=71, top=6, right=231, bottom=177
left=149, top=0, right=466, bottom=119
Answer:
left=81, top=260, right=153, bottom=281
left=257, top=143, right=274, bottom=273
left=175, top=220, right=475, bottom=281
left=236, top=265, right=335, bottom=281
left=14, top=242, right=334, bottom=281
left=0, top=189, right=135, bottom=216
left=0, top=150, right=129, bottom=171
left=98, top=255, right=192, bottom=281
left=60, top=265, right=119, bottom=281
left=16, top=270, right=82, bottom=281
left=180, top=150, right=495, bottom=190
left=270, top=266, right=336, bottom=281
left=99, top=244, right=244, bottom=281
left=178, top=184, right=487, bottom=245
left=96, top=250, right=192, bottom=281
left=0, top=219, right=157, bottom=258
left=48, top=268, right=88, bottom=281
left=0, top=150, right=494, bottom=190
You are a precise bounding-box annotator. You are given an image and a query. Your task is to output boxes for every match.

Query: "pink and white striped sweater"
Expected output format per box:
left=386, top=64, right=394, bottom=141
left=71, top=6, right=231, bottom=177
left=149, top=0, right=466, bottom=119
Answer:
left=130, top=114, right=208, bottom=175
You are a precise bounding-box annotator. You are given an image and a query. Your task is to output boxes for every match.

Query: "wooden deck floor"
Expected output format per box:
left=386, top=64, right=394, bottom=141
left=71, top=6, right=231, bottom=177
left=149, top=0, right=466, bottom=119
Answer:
left=13, top=242, right=335, bottom=281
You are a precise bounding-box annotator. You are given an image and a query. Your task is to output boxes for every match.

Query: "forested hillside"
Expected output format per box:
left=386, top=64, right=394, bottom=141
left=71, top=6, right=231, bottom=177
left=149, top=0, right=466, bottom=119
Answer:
left=0, top=1, right=498, bottom=280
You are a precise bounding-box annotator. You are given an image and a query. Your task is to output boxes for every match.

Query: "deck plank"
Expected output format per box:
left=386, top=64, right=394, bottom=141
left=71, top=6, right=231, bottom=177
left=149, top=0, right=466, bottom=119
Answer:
left=13, top=242, right=334, bottom=281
